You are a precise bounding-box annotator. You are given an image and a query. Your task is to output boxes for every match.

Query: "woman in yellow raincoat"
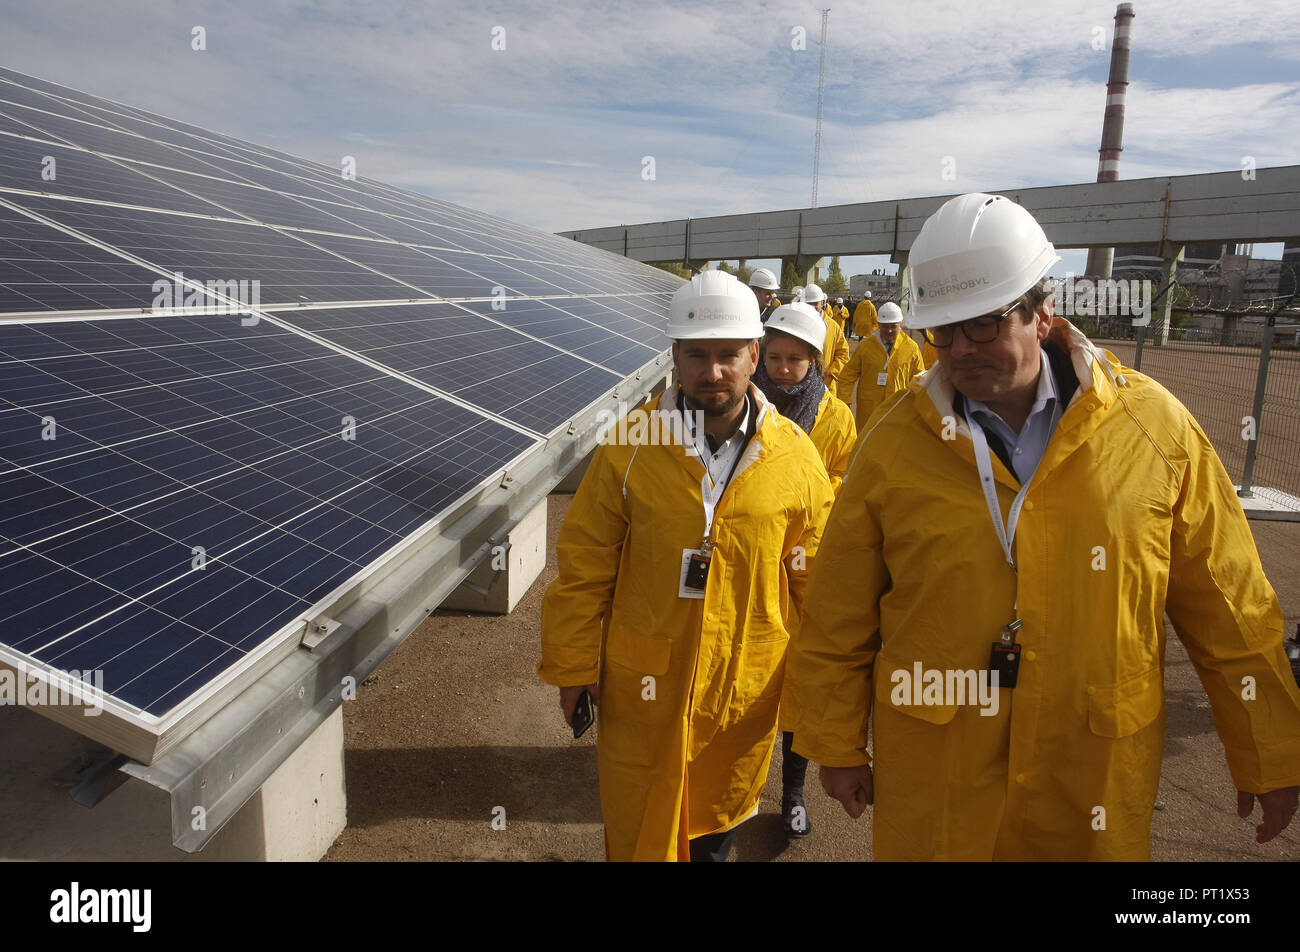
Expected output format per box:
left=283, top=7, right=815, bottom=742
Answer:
left=752, top=302, right=856, bottom=834
left=757, top=303, right=856, bottom=496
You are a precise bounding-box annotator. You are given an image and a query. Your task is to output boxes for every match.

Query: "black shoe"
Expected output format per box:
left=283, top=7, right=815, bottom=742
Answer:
left=782, top=793, right=811, bottom=837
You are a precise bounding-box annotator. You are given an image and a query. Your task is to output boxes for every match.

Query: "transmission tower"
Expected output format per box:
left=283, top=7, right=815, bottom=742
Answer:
left=811, top=8, right=829, bottom=208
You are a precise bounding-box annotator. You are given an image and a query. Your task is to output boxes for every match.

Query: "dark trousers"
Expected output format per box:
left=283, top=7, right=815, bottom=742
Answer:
left=689, top=827, right=738, bottom=863
left=782, top=731, right=808, bottom=794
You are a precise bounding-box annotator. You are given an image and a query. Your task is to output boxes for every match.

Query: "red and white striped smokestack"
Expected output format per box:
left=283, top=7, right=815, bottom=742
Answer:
left=1086, top=4, right=1135, bottom=277
left=1097, top=3, right=1134, bottom=183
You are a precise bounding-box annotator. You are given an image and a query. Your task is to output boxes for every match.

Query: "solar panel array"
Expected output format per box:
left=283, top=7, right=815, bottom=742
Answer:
left=0, top=68, right=678, bottom=736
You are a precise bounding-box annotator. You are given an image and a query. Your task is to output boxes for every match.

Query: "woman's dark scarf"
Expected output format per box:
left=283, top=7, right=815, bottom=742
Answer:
left=752, top=359, right=826, bottom=434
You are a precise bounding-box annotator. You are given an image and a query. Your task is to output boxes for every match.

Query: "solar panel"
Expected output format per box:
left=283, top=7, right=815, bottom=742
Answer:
left=0, top=201, right=165, bottom=312
left=0, top=133, right=233, bottom=217
left=8, top=195, right=420, bottom=305
left=0, top=101, right=250, bottom=179
left=0, top=67, right=681, bottom=761
left=0, top=314, right=535, bottom=716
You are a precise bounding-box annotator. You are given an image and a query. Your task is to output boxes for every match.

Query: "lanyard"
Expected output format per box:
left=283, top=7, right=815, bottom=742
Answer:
left=964, top=407, right=1033, bottom=578
left=878, top=334, right=894, bottom=371
left=683, top=392, right=753, bottom=548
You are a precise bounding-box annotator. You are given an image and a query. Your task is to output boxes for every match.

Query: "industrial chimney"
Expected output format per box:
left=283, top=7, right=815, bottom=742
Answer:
left=1084, top=3, right=1135, bottom=279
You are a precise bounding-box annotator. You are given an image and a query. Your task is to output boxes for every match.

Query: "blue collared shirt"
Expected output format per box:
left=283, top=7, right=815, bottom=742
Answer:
left=966, top=349, right=1062, bottom=484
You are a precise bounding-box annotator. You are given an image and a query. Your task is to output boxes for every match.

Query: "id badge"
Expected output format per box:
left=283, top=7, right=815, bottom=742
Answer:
left=988, top=641, right=1021, bottom=689
left=877, top=372, right=889, bottom=386
left=678, top=548, right=710, bottom=599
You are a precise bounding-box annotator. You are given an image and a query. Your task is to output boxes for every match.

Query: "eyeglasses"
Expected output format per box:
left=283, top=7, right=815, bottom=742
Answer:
left=924, top=302, right=1022, bottom=347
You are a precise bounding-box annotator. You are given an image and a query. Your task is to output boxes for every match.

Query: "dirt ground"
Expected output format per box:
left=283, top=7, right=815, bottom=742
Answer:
left=323, top=487, right=1300, bottom=863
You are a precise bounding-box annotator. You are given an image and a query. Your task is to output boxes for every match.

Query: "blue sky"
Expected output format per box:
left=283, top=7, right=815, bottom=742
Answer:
left=2, top=0, right=1297, bottom=280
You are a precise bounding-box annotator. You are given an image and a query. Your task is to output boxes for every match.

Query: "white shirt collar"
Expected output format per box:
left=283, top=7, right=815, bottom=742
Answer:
left=968, top=348, right=1057, bottom=433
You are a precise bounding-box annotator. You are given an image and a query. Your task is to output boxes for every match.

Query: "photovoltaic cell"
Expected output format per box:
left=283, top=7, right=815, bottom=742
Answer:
left=0, top=101, right=242, bottom=179
left=0, top=133, right=232, bottom=218
left=133, top=164, right=382, bottom=235
left=4, top=194, right=418, bottom=305
left=267, top=302, right=630, bottom=431
left=0, top=200, right=164, bottom=312
left=0, top=314, right=535, bottom=715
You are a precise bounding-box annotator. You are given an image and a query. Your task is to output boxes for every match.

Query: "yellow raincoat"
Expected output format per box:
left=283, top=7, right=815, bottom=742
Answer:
left=789, top=318, right=1300, bottom=860
left=837, top=331, right=924, bottom=430
left=921, top=337, right=938, bottom=369
left=540, top=383, right=835, bottom=861
left=822, top=315, right=850, bottom=389
left=807, top=389, right=856, bottom=495
left=853, top=299, right=878, bottom=335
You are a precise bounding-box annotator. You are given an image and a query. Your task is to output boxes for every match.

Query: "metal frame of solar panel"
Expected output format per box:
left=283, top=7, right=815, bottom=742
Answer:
left=0, top=69, right=680, bottom=838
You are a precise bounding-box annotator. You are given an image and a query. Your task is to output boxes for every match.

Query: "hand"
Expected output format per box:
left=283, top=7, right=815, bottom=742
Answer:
left=559, top=683, right=600, bottom=727
left=819, top=764, right=874, bottom=819
left=1237, top=786, right=1298, bottom=844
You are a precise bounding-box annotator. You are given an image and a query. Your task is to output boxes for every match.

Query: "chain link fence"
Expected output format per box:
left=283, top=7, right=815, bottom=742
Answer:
left=1091, top=307, right=1300, bottom=502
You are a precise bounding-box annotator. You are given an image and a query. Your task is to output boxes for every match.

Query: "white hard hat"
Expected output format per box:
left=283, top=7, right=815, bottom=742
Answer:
left=877, top=302, right=903, bottom=324
left=764, top=303, right=825, bottom=355
left=667, top=270, right=763, bottom=340
left=864, top=290, right=873, bottom=299
left=907, top=193, right=1060, bottom=329
left=790, top=286, right=804, bottom=302
left=803, top=283, right=827, bottom=304
left=748, top=267, right=779, bottom=290
left=835, top=297, right=843, bottom=304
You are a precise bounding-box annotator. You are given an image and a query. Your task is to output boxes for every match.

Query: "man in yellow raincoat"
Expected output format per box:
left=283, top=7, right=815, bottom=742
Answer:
left=540, top=270, right=835, bottom=862
left=837, top=302, right=925, bottom=430
left=852, top=292, right=878, bottom=339
left=788, top=193, right=1300, bottom=860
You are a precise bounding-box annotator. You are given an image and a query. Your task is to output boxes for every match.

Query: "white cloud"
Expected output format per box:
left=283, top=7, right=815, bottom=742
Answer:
left=0, top=0, right=1296, bottom=236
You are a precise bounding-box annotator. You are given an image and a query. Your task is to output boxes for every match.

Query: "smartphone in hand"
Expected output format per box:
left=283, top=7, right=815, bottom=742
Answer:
left=572, top=689, right=594, bottom=739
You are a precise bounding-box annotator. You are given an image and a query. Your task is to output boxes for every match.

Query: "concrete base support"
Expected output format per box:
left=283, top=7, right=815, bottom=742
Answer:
left=441, top=496, right=547, bottom=614
left=0, top=704, right=347, bottom=861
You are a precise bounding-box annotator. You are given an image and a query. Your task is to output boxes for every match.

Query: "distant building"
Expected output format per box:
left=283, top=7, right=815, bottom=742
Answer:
left=1281, top=242, right=1300, bottom=297
left=849, top=270, right=897, bottom=299
left=1114, top=243, right=1296, bottom=308
left=1112, top=243, right=1226, bottom=282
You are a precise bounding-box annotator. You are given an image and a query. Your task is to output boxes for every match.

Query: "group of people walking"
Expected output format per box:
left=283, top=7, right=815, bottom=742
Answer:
left=539, top=193, right=1300, bottom=862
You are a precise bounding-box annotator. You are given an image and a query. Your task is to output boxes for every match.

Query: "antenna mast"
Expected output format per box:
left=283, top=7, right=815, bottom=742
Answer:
left=812, top=8, right=829, bottom=208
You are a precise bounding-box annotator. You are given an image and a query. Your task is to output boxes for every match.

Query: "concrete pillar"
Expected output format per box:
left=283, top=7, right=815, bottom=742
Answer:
left=805, top=257, right=824, bottom=287
left=1157, top=244, right=1184, bottom=346
left=1221, top=315, right=1240, bottom=347
left=1085, top=247, right=1115, bottom=279
left=0, top=704, right=346, bottom=861
left=892, top=251, right=911, bottom=317
left=781, top=256, right=822, bottom=291
left=442, top=496, right=547, bottom=614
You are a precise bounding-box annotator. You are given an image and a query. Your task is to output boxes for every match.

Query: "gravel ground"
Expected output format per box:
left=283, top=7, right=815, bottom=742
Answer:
left=323, top=491, right=1300, bottom=863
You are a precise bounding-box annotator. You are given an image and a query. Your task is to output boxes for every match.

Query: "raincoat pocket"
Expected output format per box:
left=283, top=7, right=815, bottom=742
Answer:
left=1088, top=666, right=1163, bottom=738
left=606, top=625, right=672, bottom=676
left=874, top=657, right=960, bottom=725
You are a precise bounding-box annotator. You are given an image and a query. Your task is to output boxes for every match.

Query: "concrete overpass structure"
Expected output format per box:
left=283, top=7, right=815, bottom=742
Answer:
left=560, top=165, right=1300, bottom=326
